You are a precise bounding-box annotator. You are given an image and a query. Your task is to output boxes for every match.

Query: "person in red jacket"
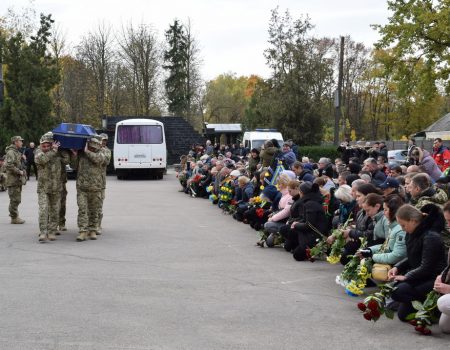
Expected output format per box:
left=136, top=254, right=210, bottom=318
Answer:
left=432, top=138, right=450, bottom=172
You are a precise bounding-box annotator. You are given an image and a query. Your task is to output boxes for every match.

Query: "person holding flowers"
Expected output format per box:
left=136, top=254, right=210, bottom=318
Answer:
left=388, top=204, right=447, bottom=321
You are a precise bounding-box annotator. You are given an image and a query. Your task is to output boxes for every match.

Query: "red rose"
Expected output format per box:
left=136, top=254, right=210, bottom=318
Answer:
left=363, top=313, right=372, bottom=321
left=230, top=200, right=237, bottom=206
left=415, top=326, right=424, bottom=333
left=357, top=303, right=367, bottom=312
left=422, top=328, right=432, bottom=336
left=256, top=208, right=264, bottom=218
left=409, top=320, right=418, bottom=326
left=367, top=300, right=379, bottom=312
left=305, top=248, right=311, bottom=259
left=371, top=309, right=381, bottom=319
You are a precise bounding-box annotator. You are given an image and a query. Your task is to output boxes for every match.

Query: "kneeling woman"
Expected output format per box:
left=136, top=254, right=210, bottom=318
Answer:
left=283, top=182, right=329, bottom=261
left=388, top=204, right=447, bottom=321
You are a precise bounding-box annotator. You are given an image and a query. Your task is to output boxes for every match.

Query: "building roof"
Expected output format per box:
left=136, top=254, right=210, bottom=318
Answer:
left=424, top=113, right=450, bottom=132
left=204, top=123, right=242, bottom=133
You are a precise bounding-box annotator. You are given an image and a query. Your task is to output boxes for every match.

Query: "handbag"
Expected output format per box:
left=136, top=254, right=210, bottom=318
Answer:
left=371, top=263, right=392, bottom=282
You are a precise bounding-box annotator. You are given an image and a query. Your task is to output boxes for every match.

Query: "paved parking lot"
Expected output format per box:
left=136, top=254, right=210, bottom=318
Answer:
left=0, top=171, right=448, bottom=349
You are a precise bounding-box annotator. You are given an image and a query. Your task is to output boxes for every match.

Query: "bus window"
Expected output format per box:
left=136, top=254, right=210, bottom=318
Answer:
left=117, top=125, right=163, bottom=144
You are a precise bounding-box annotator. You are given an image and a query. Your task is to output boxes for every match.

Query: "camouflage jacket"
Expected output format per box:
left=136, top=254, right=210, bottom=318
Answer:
left=35, top=149, right=65, bottom=193
left=411, top=186, right=448, bottom=210
left=4, top=145, right=24, bottom=187
left=0, top=163, right=6, bottom=185
left=71, top=149, right=106, bottom=191
left=100, top=147, right=112, bottom=189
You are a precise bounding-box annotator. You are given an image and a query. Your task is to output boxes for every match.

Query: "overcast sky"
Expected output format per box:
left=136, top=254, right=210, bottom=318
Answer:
left=1, top=0, right=390, bottom=80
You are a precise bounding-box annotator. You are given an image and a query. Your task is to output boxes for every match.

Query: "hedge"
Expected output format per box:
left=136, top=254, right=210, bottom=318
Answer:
left=298, top=146, right=340, bottom=162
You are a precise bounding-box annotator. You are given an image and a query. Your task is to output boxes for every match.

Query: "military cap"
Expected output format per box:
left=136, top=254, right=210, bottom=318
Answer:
left=39, top=132, right=54, bottom=144
left=99, top=133, right=108, bottom=140
left=88, top=136, right=102, bottom=148
left=11, top=136, right=24, bottom=143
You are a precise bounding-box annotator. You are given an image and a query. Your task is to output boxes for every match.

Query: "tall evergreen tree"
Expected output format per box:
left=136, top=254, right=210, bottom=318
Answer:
left=0, top=14, right=60, bottom=147
left=164, top=19, right=189, bottom=118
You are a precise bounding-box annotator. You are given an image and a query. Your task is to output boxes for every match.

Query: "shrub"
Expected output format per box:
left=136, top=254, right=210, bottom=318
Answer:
left=299, top=146, right=340, bottom=162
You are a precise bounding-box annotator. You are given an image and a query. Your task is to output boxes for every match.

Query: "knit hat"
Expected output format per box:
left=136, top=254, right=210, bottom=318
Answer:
left=261, top=185, right=279, bottom=202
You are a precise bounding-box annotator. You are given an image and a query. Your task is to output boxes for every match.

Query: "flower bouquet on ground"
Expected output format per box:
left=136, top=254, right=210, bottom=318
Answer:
left=326, top=215, right=353, bottom=264
left=407, top=290, right=440, bottom=335
left=308, top=239, right=328, bottom=261
left=357, top=283, right=396, bottom=321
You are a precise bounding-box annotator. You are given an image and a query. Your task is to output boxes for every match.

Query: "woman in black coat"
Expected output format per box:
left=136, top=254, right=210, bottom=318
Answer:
left=283, top=182, right=329, bottom=261
left=389, top=203, right=447, bottom=321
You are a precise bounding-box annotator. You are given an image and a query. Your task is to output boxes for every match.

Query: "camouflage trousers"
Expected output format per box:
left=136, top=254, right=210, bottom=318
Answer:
left=38, top=191, right=60, bottom=235
left=7, top=185, right=22, bottom=218
left=97, top=189, right=105, bottom=230
left=77, top=189, right=102, bottom=233
left=59, top=183, right=67, bottom=226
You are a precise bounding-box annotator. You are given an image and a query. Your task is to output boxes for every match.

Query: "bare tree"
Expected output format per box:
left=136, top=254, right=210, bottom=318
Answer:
left=118, top=22, right=160, bottom=116
left=77, top=22, right=115, bottom=119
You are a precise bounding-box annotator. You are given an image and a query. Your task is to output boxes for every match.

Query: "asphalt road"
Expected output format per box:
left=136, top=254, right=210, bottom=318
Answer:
left=0, top=171, right=449, bottom=350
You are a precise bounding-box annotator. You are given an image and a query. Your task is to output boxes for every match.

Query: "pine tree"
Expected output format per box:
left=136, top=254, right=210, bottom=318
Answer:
left=0, top=14, right=60, bottom=146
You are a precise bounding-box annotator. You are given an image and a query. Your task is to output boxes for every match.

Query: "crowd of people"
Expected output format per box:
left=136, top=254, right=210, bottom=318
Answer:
left=0, top=133, right=111, bottom=242
left=176, top=138, right=450, bottom=334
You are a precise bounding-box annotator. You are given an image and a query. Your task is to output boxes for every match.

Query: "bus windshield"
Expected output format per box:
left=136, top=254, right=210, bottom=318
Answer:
left=117, top=125, right=163, bottom=144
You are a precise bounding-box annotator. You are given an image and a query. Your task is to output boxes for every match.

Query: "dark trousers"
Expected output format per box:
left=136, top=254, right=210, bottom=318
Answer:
left=281, top=225, right=317, bottom=261
left=391, top=280, right=434, bottom=321
left=26, top=162, right=37, bottom=179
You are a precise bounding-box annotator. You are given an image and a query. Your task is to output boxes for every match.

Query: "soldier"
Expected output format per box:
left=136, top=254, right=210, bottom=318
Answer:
left=0, top=156, right=6, bottom=191
left=34, top=133, right=63, bottom=242
left=98, top=133, right=111, bottom=234
left=70, top=136, right=105, bottom=241
left=57, top=149, right=70, bottom=233
left=5, top=136, right=26, bottom=224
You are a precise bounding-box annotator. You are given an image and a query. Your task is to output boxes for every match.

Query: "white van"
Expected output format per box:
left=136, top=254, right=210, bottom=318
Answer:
left=114, top=118, right=167, bottom=179
left=242, top=129, right=284, bottom=151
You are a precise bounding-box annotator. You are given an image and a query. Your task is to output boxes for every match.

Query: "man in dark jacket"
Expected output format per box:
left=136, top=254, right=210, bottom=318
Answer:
left=292, top=161, right=314, bottom=182
left=24, top=142, right=37, bottom=180
left=363, top=157, right=386, bottom=187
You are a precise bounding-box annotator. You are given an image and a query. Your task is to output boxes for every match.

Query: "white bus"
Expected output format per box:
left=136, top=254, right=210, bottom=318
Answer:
left=114, top=118, right=167, bottom=179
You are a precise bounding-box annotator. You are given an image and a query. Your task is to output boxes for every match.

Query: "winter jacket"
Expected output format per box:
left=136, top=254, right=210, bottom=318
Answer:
left=370, top=221, right=407, bottom=265
left=248, top=156, right=260, bottom=177
left=281, top=150, right=296, bottom=169
left=395, top=205, right=447, bottom=285
left=260, top=146, right=277, bottom=167
left=410, top=186, right=448, bottom=209
left=4, top=145, right=24, bottom=187
left=337, top=200, right=357, bottom=225
left=378, top=145, right=388, bottom=162
left=270, top=188, right=292, bottom=222
left=372, top=211, right=390, bottom=241
left=349, top=210, right=373, bottom=241
left=432, top=145, right=450, bottom=172
left=420, top=150, right=442, bottom=181
left=293, top=191, right=328, bottom=235
left=286, top=194, right=303, bottom=224
left=298, top=169, right=314, bottom=183
left=262, top=185, right=282, bottom=211
left=240, top=182, right=255, bottom=203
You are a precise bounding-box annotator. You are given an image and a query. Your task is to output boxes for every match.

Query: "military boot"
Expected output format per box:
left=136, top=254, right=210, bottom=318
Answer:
left=11, top=217, right=25, bottom=224
left=76, top=232, right=87, bottom=242
left=47, top=233, right=56, bottom=241
left=38, top=233, right=47, bottom=243
left=88, top=231, right=97, bottom=240
left=59, top=225, right=67, bottom=232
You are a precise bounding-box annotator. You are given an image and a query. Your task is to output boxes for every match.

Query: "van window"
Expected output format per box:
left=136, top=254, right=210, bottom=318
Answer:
left=117, top=125, right=163, bottom=144
left=245, top=140, right=250, bottom=149
left=252, top=140, right=266, bottom=150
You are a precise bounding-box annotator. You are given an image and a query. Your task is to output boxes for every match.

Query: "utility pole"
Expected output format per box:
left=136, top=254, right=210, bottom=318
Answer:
left=334, top=36, right=344, bottom=146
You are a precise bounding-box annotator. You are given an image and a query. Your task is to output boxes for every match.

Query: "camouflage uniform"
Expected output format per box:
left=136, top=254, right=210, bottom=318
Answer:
left=0, top=160, right=6, bottom=191
left=5, top=139, right=26, bottom=221
left=98, top=135, right=111, bottom=233
left=411, top=186, right=448, bottom=210
left=35, top=138, right=64, bottom=240
left=71, top=138, right=106, bottom=241
left=58, top=150, right=70, bottom=230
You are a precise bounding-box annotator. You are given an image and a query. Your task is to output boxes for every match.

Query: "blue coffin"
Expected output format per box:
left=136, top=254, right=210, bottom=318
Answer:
left=52, top=123, right=97, bottom=149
